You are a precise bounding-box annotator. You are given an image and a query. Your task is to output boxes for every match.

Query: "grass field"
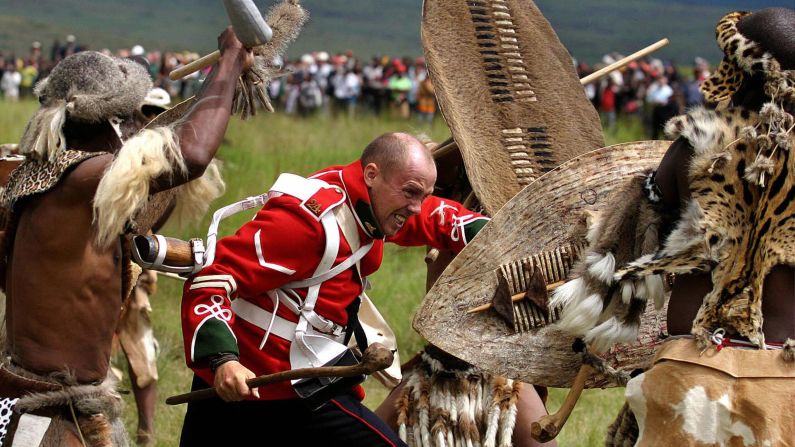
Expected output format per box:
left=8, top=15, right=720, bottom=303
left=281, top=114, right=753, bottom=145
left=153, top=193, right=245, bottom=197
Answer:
left=0, top=100, right=649, bottom=446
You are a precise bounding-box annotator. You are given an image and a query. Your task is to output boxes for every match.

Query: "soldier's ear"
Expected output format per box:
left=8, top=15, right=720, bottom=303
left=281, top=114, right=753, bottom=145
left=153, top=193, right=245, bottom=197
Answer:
left=363, top=162, right=380, bottom=187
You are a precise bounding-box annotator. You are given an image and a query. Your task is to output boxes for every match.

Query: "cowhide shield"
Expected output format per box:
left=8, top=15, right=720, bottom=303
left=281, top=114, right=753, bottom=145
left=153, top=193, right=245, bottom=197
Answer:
left=422, top=0, right=604, bottom=215
left=414, top=141, right=671, bottom=388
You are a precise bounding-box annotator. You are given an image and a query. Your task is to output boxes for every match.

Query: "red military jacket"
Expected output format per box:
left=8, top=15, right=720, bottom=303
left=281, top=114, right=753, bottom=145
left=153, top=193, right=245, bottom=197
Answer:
left=181, top=160, right=488, bottom=400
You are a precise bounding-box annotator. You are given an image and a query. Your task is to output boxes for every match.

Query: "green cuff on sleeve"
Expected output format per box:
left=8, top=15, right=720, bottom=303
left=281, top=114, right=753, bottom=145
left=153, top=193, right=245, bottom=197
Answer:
left=193, top=318, right=239, bottom=363
left=463, top=218, right=489, bottom=244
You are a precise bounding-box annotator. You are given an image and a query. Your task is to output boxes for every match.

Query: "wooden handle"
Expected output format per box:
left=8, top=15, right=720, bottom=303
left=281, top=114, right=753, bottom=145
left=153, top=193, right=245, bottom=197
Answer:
left=133, top=235, right=194, bottom=266
left=425, top=248, right=440, bottom=264
left=162, top=237, right=194, bottom=265
left=579, top=38, right=669, bottom=86
left=530, top=363, right=594, bottom=442
left=169, top=50, right=221, bottom=80
left=166, top=343, right=394, bottom=405
left=156, top=271, right=187, bottom=282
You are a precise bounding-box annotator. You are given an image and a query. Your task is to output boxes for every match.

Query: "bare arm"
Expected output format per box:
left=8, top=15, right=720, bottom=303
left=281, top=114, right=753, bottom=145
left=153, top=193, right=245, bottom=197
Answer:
left=151, top=27, right=254, bottom=192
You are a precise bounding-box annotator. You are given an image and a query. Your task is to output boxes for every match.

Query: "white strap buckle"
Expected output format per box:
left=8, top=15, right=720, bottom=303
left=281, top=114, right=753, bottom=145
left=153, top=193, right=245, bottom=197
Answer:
left=240, top=195, right=268, bottom=210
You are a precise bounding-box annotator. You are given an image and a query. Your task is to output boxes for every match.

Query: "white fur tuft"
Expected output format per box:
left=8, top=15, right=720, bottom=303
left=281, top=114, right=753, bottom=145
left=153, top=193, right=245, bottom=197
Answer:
left=498, top=402, right=518, bottom=447
left=557, top=293, right=604, bottom=335
left=19, top=102, right=69, bottom=161
left=621, top=280, right=635, bottom=304
left=483, top=406, right=500, bottom=447
left=585, top=211, right=602, bottom=244
left=585, top=317, right=640, bottom=352
left=549, top=277, right=587, bottom=309
left=661, top=200, right=706, bottom=258
left=587, top=252, right=616, bottom=284
left=645, top=275, right=666, bottom=310
left=172, top=159, right=226, bottom=225
left=676, top=108, right=729, bottom=156
left=93, top=126, right=183, bottom=248
left=634, top=279, right=648, bottom=301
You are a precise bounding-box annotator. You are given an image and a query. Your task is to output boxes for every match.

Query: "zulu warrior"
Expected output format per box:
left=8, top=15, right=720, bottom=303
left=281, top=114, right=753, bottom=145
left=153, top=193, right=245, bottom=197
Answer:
left=553, top=8, right=795, bottom=445
left=0, top=29, right=248, bottom=445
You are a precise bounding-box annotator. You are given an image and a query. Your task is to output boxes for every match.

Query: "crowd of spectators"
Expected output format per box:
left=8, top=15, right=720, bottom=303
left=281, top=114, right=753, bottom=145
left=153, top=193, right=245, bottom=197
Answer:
left=0, top=35, right=713, bottom=137
left=578, top=53, right=711, bottom=138
left=267, top=52, right=437, bottom=122
left=0, top=37, right=439, bottom=125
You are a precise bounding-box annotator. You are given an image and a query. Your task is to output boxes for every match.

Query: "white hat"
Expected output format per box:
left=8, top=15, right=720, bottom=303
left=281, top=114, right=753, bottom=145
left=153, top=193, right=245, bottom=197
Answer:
left=142, top=88, right=171, bottom=109
left=300, top=53, right=315, bottom=65
left=131, top=45, right=145, bottom=56
left=66, top=34, right=76, bottom=43
left=316, top=51, right=329, bottom=62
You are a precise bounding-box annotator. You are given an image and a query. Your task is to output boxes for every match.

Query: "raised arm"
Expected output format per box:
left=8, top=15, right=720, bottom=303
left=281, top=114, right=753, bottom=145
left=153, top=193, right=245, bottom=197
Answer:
left=151, top=27, right=254, bottom=192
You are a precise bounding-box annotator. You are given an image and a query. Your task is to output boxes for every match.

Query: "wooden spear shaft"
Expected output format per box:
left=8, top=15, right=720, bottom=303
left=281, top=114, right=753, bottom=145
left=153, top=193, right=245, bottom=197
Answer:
left=579, top=38, right=669, bottom=85
left=155, top=271, right=187, bottom=281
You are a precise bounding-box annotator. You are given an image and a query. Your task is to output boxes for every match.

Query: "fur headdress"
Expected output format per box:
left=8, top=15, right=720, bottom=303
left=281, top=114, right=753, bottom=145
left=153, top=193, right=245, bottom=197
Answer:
left=701, top=8, right=795, bottom=105
left=700, top=8, right=794, bottom=188
left=19, top=51, right=152, bottom=161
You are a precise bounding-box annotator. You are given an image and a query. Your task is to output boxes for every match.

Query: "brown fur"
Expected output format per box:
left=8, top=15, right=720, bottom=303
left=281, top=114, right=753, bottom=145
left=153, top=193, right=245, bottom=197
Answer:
left=552, top=173, right=666, bottom=351
left=615, top=106, right=795, bottom=348
left=395, top=349, right=519, bottom=447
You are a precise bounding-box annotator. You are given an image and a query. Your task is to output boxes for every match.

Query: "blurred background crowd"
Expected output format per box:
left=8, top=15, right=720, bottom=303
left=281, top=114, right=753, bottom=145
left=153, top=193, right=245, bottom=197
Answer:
left=0, top=36, right=711, bottom=138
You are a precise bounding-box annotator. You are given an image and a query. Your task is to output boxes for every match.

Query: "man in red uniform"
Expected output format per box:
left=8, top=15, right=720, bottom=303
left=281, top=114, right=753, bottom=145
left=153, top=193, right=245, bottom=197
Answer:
left=180, top=132, right=489, bottom=446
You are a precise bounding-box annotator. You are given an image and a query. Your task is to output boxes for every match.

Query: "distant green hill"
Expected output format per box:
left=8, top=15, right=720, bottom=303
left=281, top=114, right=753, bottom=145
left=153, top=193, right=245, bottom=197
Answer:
left=0, top=0, right=790, bottom=64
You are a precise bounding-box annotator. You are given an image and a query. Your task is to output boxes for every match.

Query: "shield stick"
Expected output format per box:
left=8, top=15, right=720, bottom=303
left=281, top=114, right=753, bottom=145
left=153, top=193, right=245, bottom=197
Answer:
left=580, top=38, right=670, bottom=85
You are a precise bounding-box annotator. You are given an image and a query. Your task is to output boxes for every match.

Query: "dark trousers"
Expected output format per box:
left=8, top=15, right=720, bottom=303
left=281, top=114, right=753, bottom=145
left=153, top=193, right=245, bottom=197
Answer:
left=180, top=375, right=407, bottom=447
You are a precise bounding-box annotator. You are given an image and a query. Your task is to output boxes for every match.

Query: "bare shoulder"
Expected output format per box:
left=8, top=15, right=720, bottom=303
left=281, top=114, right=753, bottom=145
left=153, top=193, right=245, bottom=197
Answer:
left=58, top=153, right=114, bottom=203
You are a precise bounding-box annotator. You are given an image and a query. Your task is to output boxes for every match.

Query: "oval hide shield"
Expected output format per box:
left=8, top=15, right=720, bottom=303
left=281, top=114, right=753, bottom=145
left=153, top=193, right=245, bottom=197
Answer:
left=414, top=141, right=671, bottom=388
left=422, top=0, right=604, bottom=214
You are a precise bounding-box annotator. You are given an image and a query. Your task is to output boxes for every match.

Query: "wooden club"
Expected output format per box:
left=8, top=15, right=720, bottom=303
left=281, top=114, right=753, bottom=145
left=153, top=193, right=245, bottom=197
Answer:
left=166, top=342, right=394, bottom=405
left=530, top=362, right=594, bottom=442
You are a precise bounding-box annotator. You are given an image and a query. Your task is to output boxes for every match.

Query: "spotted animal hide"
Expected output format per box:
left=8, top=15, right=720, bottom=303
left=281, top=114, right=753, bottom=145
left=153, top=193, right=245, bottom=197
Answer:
left=555, top=103, right=795, bottom=351
left=616, top=105, right=795, bottom=348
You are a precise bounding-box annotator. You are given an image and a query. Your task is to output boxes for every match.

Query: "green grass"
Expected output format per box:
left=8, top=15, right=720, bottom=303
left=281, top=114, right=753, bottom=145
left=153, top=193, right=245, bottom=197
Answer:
left=0, top=100, right=648, bottom=446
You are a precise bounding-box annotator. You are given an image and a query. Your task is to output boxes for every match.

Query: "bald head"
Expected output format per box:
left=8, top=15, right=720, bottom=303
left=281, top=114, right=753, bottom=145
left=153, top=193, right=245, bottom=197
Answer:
left=361, top=132, right=435, bottom=179
left=361, top=132, right=438, bottom=236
